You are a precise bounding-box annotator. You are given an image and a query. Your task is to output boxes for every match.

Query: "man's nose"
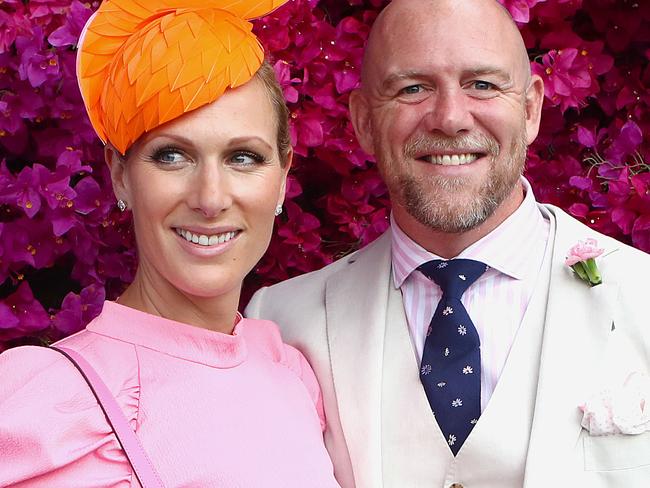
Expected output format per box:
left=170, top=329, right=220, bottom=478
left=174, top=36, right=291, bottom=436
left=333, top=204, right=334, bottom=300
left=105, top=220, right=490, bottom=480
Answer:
left=189, top=163, right=233, bottom=218
left=422, top=88, right=474, bottom=136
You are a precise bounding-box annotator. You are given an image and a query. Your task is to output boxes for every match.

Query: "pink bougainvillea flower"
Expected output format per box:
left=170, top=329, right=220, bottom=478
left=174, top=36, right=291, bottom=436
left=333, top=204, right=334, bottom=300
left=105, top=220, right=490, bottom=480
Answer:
left=499, top=0, right=544, bottom=24
left=611, top=207, right=637, bottom=235
left=0, top=281, right=50, bottom=342
left=52, top=283, right=105, bottom=336
left=0, top=7, right=31, bottom=53
left=604, top=120, right=643, bottom=165
left=0, top=163, right=78, bottom=219
left=277, top=200, right=322, bottom=253
left=273, top=60, right=302, bottom=104
left=0, top=301, right=20, bottom=334
left=0, top=219, right=36, bottom=273
left=291, top=103, right=325, bottom=155
left=47, top=1, right=92, bottom=48
left=15, top=28, right=60, bottom=88
left=532, top=41, right=613, bottom=111
left=632, top=215, right=650, bottom=253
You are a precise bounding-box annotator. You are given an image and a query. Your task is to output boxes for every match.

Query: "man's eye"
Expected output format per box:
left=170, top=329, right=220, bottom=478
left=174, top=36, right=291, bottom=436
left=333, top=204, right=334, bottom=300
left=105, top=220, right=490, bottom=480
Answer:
left=231, top=151, right=265, bottom=166
left=473, top=80, right=495, bottom=90
left=400, top=85, right=424, bottom=95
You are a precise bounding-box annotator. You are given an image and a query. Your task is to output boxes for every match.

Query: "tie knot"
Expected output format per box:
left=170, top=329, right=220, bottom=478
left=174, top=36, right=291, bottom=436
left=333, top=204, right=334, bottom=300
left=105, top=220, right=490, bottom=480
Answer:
left=418, top=259, right=487, bottom=298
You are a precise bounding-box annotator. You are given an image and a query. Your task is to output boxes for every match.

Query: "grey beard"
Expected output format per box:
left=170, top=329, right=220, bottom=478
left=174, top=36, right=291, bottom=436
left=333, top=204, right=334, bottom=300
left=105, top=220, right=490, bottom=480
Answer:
left=399, top=173, right=504, bottom=233
left=397, top=135, right=528, bottom=233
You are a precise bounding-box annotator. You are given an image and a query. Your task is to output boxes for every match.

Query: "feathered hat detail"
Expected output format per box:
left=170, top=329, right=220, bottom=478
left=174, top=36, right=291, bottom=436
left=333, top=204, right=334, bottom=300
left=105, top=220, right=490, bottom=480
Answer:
left=77, top=0, right=289, bottom=154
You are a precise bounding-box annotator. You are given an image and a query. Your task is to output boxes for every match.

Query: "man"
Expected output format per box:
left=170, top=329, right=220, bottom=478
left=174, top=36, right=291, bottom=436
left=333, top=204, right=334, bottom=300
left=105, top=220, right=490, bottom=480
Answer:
left=246, top=0, right=650, bottom=486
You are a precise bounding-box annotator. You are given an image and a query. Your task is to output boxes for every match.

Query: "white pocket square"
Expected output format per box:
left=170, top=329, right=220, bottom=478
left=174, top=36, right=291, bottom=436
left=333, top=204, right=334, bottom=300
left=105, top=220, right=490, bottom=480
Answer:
left=580, top=371, right=650, bottom=436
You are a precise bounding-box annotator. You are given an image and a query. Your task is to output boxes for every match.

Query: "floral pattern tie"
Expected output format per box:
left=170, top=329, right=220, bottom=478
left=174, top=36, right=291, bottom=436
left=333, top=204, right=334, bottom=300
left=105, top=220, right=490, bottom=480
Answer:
left=418, top=259, right=487, bottom=455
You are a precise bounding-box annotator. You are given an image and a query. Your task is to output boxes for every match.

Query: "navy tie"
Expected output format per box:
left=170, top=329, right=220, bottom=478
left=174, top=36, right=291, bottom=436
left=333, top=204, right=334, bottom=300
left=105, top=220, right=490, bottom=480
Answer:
left=418, top=259, right=487, bottom=455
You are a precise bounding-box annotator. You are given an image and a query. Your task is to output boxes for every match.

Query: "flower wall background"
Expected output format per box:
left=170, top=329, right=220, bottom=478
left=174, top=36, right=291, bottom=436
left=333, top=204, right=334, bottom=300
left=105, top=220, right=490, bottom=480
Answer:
left=0, top=0, right=648, bottom=350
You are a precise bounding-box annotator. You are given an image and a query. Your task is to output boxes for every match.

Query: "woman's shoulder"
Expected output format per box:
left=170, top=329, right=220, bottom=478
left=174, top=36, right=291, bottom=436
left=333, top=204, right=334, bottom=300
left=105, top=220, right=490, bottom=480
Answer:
left=0, top=340, right=88, bottom=396
left=0, top=327, right=140, bottom=419
left=240, top=318, right=326, bottom=429
left=0, top=332, right=139, bottom=486
left=239, top=317, right=305, bottom=367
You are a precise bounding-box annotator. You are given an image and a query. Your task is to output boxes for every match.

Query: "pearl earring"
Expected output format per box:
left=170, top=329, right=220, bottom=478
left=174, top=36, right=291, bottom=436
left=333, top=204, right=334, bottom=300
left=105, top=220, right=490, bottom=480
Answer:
left=274, top=204, right=283, bottom=216
left=117, top=199, right=127, bottom=212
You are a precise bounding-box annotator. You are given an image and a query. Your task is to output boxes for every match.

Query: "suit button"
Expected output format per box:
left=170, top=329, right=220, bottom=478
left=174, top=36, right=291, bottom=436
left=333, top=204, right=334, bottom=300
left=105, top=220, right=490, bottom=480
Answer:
left=449, top=484, right=464, bottom=488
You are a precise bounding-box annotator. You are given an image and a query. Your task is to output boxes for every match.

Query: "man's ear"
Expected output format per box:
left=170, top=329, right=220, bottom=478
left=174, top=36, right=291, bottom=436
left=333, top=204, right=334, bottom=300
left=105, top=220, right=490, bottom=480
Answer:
left=349, top=88, right=375, bottom=155
left=524, top=74, right=545, bottom=145
left=104, top=144, right=129, bottom=202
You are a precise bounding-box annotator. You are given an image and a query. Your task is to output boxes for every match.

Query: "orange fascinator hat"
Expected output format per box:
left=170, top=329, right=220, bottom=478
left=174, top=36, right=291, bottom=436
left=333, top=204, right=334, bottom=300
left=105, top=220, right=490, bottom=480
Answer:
left=77, top=0, right=289, bottom=154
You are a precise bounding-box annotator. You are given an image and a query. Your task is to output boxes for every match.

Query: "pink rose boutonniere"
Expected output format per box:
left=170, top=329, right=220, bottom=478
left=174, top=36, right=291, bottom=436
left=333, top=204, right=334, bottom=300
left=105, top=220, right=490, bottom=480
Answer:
left=565, top=238, right=604, bottom=286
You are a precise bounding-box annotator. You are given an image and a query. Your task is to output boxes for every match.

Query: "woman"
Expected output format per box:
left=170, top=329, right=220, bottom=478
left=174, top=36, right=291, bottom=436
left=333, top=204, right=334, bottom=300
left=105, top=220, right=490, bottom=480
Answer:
left=0, top=1, right=340, bottom=487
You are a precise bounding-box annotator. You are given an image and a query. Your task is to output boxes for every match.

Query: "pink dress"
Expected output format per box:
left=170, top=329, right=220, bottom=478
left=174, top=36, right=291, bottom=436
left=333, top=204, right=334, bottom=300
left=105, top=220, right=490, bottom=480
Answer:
left=0, top=301, right=340, bottom=487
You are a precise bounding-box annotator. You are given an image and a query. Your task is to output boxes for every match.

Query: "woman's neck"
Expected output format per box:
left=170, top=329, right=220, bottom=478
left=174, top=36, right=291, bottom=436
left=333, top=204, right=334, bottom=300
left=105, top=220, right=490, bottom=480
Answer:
left=117, top=272, right=241, bottom=335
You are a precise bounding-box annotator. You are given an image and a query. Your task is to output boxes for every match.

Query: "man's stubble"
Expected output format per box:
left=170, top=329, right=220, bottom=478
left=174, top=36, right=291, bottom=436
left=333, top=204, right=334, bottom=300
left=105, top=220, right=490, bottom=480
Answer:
left=377, top=129, right=529, bottom=234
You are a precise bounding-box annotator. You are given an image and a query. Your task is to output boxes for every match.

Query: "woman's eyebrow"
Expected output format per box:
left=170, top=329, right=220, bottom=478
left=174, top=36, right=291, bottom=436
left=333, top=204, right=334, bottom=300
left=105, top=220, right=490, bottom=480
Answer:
left=226, top=136, right=274, bottom=152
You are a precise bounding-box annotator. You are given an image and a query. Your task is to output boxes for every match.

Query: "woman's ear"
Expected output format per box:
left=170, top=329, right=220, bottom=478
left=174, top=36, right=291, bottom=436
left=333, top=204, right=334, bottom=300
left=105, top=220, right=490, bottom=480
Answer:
left=277, top=147, right=293, bottom=207
left=104, top=144, right=129, bottom=202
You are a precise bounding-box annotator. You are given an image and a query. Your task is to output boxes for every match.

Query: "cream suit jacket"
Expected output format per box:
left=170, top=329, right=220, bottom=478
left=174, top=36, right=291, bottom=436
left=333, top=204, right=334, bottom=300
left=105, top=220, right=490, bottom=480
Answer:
left=245, top=204, right=650, bottom=487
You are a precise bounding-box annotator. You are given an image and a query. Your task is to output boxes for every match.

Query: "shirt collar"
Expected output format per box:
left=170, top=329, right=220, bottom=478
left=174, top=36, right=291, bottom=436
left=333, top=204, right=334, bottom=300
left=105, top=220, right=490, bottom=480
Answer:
left=391, top=177, right=549, bottom=288
left=87, top=301, right=248, bottom=368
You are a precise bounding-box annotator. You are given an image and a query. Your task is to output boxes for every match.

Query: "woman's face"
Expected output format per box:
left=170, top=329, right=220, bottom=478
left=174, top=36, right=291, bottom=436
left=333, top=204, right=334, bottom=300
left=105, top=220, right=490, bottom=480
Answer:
left=108, top=78, right=290, bottom=303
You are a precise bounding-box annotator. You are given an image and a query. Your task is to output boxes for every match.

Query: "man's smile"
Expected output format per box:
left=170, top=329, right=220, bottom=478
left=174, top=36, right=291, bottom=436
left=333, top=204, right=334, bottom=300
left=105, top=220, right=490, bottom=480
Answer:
left=421, top=153, right=481, bottom=166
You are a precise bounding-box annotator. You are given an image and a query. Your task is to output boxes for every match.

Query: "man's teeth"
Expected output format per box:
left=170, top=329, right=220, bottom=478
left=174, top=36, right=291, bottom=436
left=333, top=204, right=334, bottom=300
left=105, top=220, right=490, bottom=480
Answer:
left=175, top=228, right=237, bottom=246
left=427, top=153, right=479, bottom=165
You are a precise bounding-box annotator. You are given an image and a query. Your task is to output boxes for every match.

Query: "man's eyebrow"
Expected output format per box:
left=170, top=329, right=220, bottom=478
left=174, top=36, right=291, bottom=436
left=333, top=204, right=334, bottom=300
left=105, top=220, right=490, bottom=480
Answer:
left=466, top=67, right=513, bottom=83
left=381, top=71, right=428, bottom=90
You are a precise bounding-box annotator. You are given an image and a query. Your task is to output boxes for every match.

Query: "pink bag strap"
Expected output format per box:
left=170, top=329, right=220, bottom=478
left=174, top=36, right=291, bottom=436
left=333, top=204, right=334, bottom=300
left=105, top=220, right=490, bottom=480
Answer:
left=51, top=346, right=165, bottom=488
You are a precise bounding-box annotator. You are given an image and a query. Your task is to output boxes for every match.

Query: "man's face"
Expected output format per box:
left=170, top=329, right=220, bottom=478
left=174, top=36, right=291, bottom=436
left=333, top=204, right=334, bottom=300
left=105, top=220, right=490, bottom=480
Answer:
left=351, top=0, right=543, bottom=235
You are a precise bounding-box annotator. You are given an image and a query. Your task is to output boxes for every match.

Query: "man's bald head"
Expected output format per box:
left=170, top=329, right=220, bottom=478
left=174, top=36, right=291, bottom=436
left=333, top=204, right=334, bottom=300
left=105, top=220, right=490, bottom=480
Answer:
left=360, top=0, right=531, bottom=91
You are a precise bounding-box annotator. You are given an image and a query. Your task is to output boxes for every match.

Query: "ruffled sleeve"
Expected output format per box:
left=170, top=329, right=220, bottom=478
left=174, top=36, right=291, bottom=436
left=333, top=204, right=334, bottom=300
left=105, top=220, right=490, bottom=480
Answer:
left=0, top=344, right=138, bottom=487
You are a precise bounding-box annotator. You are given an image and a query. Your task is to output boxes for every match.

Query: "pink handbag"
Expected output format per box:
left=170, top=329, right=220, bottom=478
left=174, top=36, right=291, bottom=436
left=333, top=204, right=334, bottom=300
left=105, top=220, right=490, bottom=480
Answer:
left=51, top=346, right=165, bottom=488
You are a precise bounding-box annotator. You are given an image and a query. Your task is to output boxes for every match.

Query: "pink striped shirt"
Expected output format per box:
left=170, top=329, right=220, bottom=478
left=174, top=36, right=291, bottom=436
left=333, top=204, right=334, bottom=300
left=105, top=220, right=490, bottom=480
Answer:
left=391, top=178, right=550, bottom=411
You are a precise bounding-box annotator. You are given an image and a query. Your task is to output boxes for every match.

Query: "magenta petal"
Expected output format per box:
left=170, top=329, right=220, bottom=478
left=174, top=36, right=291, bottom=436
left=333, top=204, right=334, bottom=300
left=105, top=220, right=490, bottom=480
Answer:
left=612, top=207, right=637, bottom=234
left=568, top=203, right=590, bottom=219
left=576, top=126, right=596, bottom=148
left=0, top=302, right=20, bottom=330
left=569, top=176, right=593, bottom=191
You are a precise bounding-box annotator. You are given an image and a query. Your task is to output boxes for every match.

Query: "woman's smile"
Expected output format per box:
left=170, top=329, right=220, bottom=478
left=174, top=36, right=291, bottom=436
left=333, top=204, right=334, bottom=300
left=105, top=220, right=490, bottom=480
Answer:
left=174, top=227, right=239, bottom=247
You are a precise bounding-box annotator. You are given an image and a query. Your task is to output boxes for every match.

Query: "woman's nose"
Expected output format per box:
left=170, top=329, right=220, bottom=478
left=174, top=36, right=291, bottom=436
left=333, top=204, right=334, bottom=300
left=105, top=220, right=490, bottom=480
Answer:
left=189, top=163, right=233, bottom=218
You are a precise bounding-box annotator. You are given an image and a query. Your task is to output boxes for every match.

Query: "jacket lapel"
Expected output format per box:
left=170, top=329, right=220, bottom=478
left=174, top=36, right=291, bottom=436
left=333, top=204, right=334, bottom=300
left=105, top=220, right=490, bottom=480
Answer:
left=325, top=231, right=395, bottom=487
left=524, top=205, right=618, bottom=486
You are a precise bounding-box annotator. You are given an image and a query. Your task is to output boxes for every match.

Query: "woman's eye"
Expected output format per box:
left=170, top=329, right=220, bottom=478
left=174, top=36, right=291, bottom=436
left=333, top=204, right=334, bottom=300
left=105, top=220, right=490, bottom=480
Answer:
left=153, top=148, right=187, bottom=165
left=230, top=151, right=265, bottom=166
